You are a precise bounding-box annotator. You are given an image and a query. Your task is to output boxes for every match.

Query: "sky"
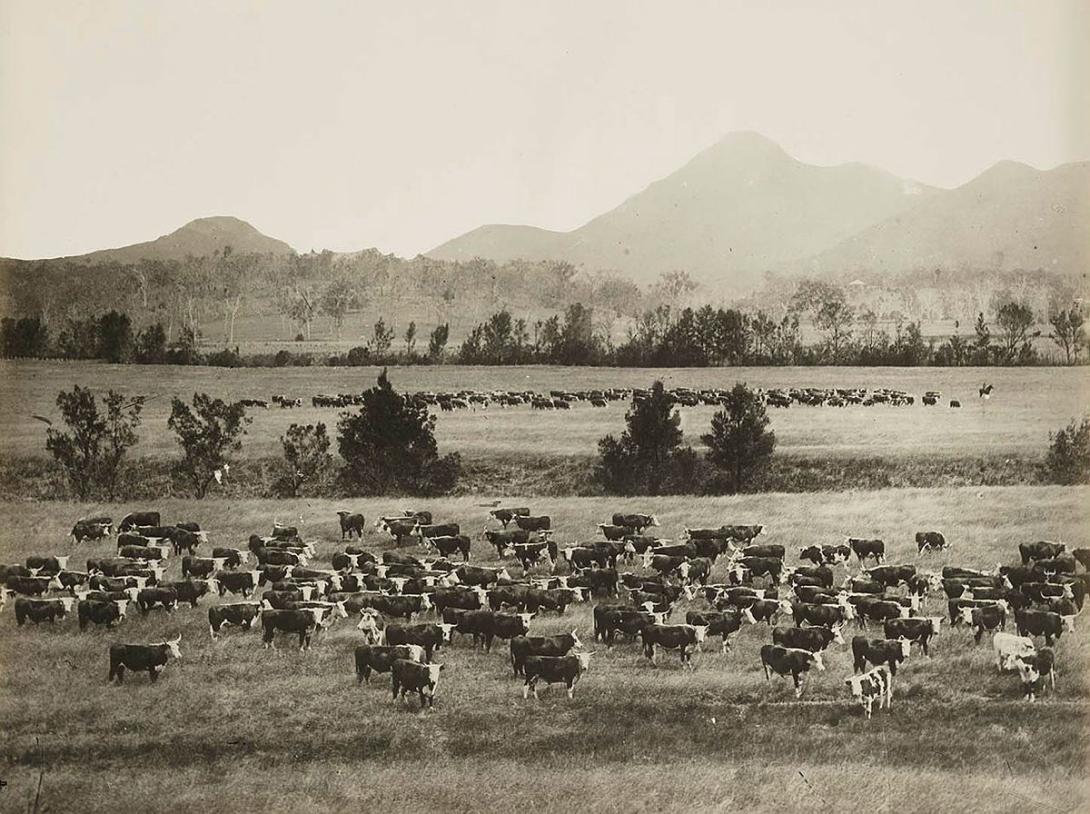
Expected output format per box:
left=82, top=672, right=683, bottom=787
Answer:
left=1, top=0, right=1088, bottom=259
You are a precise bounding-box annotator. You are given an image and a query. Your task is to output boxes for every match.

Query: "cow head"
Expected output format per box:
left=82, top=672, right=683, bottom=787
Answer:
left=114, top=599, right=129, bottom=617
left=425, top=663, right=444, bottom=687
left=472, top=586, right=490, bottom=604
left=164, top=635, right=182, bottom=659
left=417, top=594, right=433, bottom=614
left=124, top=587, right=140, bottom=602
left=677, top=561, right=691, bottom=581
left=958, top=606, right=975, bottom=627
left=515, top=612, right=534, bottom=633
left=357, top=610, right=382, bottom=637
left=497, top=569, right=512, bottom=583
left=58, top=597, right=75, bottom=614
left=437, top=623, right=456, bottom=642
left=47, top=575, right=64, bottom=592
left=927, top=617, right=943, bottom=634
left=809, top=651, right=826, bottom=671
left=1061, top=615, right=1077, bottom=633
left=569, top=629, right=582, bottom=649
left=53, top=556, right=69, bottom=571
left=691, top=625, right=709, bottom=644
left=640, top=550, right=654, bottom=569
left=573, top=651, right=594, bottom=672
left=390, top=578, right=408, bottom=594
left=203, top=578, right=219, bottom=597
left=829, top=624, right=845, bottom=645
left=742, top=607, right=757, bottom=625
left=403, top=644, right=426, bottom=662
left=844, top=674, right=866, bottom=699
left=648, top=515, right=660, bottom=527
left=331, top=602, right=349, bottom=620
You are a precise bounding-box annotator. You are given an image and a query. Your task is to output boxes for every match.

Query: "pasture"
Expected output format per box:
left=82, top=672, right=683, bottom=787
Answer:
left=1, top=361, right=1087, bottom=461
left=1, top=486, right=1087, bottom=812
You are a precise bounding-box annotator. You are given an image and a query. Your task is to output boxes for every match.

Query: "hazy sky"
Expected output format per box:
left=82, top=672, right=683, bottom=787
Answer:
left=2, top=0, right=1088, bottom=259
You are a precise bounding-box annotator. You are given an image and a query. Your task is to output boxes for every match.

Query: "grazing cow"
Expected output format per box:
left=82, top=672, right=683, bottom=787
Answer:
left=514, top=515, right=551, bottom=533
left=688, top=610, right=745, bottom=653
left=848, top=538, right=885, bottom=565
left=108, top=637, right=182, bottom=683
left=1072, top=548, right=1090, bottom=571
left=641, top=624, right=708, bottom=669
left=454, top=565, right=509, bottom=587
left=431, top=585, right=489, bottom=614
left=336, top=511, right=366, bottom=540
left=215, top=570, right=261, bottom=597
left=391, top=659, right=445, bottom=708
left=733, top=556, right=784, bottom=585
left=137, top=587, right=178, bottom=614
left=365, top=593, right=433, bottom=621
left=993, top=631, right=1037, bottom=671
left=15, top=597, right=74, bottom=626
left=208, top=602, right=261, bottom=637
left=508, top=541, right=555, bottom=572
left=453, top=610, right=533, bottom=651
left=853, top=598, right=910, bottom=628
left=737, top=544, right=785, bottom=561
left=790, top=565, right=835, bottom=589
left=845, top=665, right=893, bottom=719
left=865, top=565, right=916, bottom=589
left=958, top=603, right=1008, bottom=643
left=798, top=545, right=850, bottom=567
left=485, top=528, right=533, bottom=556
left=522, top=652, right=593, bottom=699
left=744, top=599, right=783, bottom=625
left=851, top=636, right=911, bottom=676
left=211, top=547, right=247, bottom=569
left=576, top=568, right=618, bottom=597
left=1020, top=581, right=1072, bottom=604
left=759, top=645, right=825, bottom=697
left=792, top=602, right=852, bottom=628
left=1014, top=609, right=1065, bottom=645
left=181, top=556, right=227, bottom=580
left=523, top=587, right=582, bottom=615
left=429, top=535, right=472, bottom=562
left=78, top=599, right=127, bottom=630
left=261, top=608, right=324, bottom=650
left=1018, top=648, right=1056, bottom=693
left=595, top=606, right=664, bottom=646
left=509, top=631, right=581, bottom=676
left=170, top=528, right=204, bottom=556
left=71, top=519, right=112, bottom=544
left=385, top=623, right=456, bottom=661
left=612, top=513, right=658, bottom=532
left=119, top=512, right=160, bottom=532
left=883, top=617, right=942, bottom=656
left=161, top=579, right=215, bottom=608
left=117, top=545, right=165, bottom=563
left=915, top=531, right=948, bottom=555
left=6, top=574, right=63, bottom=596
left=25, top=555, right=69, bottom=576
left=56, top=570, right=90, bottom=592
left=772, top=624, right=844, bottom=653
left=1019, top=541, right=1066, bottom=565
left=564, top=546, right=611, bottom=571
left=490, top=507, right=530, bottom=527
left=355, top=644, right=426, bottom=683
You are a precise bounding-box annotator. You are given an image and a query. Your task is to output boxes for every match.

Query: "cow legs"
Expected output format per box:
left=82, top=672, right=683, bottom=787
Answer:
left=793, top=673, right=804, bottom=698
left=148, top=667, right=159, bottom=682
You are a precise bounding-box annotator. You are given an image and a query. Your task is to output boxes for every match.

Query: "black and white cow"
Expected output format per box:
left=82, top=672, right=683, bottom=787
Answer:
left=641, top=623, right=708, bottom=669
left=915, top=531, right=948, bottom=555
left=391, top=659, right=445, bottom=708
left=14, top=597, right=74, bottom=626
left=522, top=652, right=593, bottom=699
left=107, top=636, right=182, bottom=683
left=509, top=630, right=581, bottom=676
left=851, top=636, right=911, bottom=676
left=208, top=602, right=261, bottom=637
left=845, top=665, right=892, bottom=718
left=355, top=644, right=426, bottom=683
left=759, top=645, right=825, bottom=697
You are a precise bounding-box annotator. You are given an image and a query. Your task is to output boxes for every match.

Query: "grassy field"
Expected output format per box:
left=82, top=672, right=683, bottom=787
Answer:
left=1, top=361, right=1087, bottom=461
left=1, top=487, right=1087, bottom=812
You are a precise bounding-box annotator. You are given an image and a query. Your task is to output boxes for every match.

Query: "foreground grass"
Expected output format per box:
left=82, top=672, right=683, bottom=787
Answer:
left=1, top=487, right=1087, bottom=812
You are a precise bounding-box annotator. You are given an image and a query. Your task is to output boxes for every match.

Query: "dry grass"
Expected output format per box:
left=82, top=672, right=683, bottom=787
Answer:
left=1, top=361, right=1087, bottom=461
left=0, top=486, right=1087, bottom=812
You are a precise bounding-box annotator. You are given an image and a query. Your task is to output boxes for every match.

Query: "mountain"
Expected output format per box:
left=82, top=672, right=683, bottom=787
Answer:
left=798, top=160, right=1090, bottom=278
left=62, top=216, right=293, bottom=264
left=428, top=132, right=1088, bottom=293
left=428, top=132, right=939, bottom=290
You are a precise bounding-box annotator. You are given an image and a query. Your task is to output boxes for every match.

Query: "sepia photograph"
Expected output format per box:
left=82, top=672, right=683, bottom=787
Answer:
left=0, top=2, right=1087, bottom=811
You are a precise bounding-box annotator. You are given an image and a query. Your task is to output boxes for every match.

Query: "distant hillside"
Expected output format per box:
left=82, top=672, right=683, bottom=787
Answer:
left=64, top=216, right=293, bottom=264
left=429, top=132, right=1089, bottom=294
left=798, top=161, right=1090, bottom=278
left=428, top=132, right=938, bottom=291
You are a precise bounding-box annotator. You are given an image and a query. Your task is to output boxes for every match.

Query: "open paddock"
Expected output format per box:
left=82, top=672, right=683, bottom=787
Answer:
left=1, top=486, right=1087, bottom=812
left=1, top=361, right=1086, bottom=461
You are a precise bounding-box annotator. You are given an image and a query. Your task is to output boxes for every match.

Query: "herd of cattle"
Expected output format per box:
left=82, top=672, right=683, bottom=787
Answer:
left=238, top=385, right=966, bottom=413
left=2, top=507, right=1084, bottom=712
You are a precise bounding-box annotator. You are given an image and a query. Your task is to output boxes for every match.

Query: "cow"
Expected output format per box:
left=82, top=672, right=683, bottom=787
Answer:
left=6, top=574, right=63, bottom=596
left=798, top=545, right=850, bottom=567
left=848, top=538, right=885, bottom=565
left=108, top=636, right=182, bottom=683
left=1019, top=541, right=1067, bottom=565
left=336, top=511, right=366, bottom=540
left=360, top=593, right=432, bottom=621
left=522, top=652, right=593, bottom=699
left=563, top=546, right=611, bottom=572
left=523, top=587, right=582, bottom=615
left=789, top=565, right=835, bottom=589
left=161, top=579, right=215, bottom=608
left=454, top=565, right=509, bottom=587
left=1073, top=548, right=1090, bottom=572
left=56, top=570, right=90, bottom=592
left=915, top=531, right=948, bottom=555
left=759, top=645, right=825, bottom=697
left=25, top=556, right=69, bottom=576
left=611, top=513, right=658, bottom=532
left=429, top=535, right=472, bottom=562
left=415, top=523, right=461, bottom=544
left=1014, top=609, right=1065, bottom=645
left=431, top=585, right=489, bottom=614
left=119, top=512, right=160, bottom=532
left=208, top=602, right=261, bottom=637
left=210, top=547, right=248, bottom=569
left=743, top=599, right=783, bottom=625
left=71, top=519, right=112, bottom=544
left=169, top=527, right=205, bottom=557
left=261, top=608, right=324, bottom=650
left=733, top=556, right=783, bottom=585
left=485, top=528, right=533, bottom=556
left=570, top=568, right=618, bottom=598
left=489, top=507, right=530, bottom=527
left=595, top=606, right=664, bottom=646
left=508, top=541, right=556, bottom=573
left=853, top=598, right=910, bottom=628
left=385, top=623, right=456, bottom=661
left=181, top=556, right=226, bottom=580
left=736, top=544, right=785, bottom=561
left=792, top=602, right=852, bottom=628
left=15, top=597, right=74, bottom=626
left=1020, top=581, right=1072, bottom=604
left=865, top=565, right=916, bottom=590
left=883, top=617, right=942, bottom=656
left=510, top=630, right=581, bottom=676
left=772, top=624, right=844, bottom=653
left=670, top=611, right=733, bottom=654
left=641, top=624, right=708, bottom=669
left=391, top=660, right=445, bottom=709
left=461, top=610, right=533, bottom=651
left=845, top=665, right=893, bottom=719
left=851, top=636, right=911, bottom=676
left=215, top=570, right=262, bottom=597
left=137, top=587, right=178, bottom=614
left=958, top=603, right=1008, bottom=643
left=1013, top=657, right=1043, bottom=702
left=355, top=644, right=426, bottom=683
left=993, top=631, right=1037, bottom=672
left=78, top=599, right=128, bottom=630
left=514, top=515, right=551, bottom=533
left=1017, top=648, right=1056, bottom=694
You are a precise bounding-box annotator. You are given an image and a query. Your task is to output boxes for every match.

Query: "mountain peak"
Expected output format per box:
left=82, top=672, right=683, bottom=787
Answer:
left=75, top=216, right=294, bottom=263
left=689, top=131, right=793, bottom=168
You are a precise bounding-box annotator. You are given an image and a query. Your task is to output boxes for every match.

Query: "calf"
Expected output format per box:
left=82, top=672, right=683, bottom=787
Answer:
left=915, top=531, right=948, bottom=555
left=851, top=636, right=911, bottom=676
left=337, top=511, right=366, bottom=540
left=759, top=645, right=825, bottom=697
left=208, top=602, right=261, bottom=637
left=15, top=597, right=74, bottom=626
left=845, top=665, right=892, bottom=719
left=355, top=644, right=426, bottom=683
left=72, top=519, right=112, bottom=544
left=391, top=660, right=445, bottom=709
left=510, top=630, right=581, bottom=676
left=523, top=652, right=593, bottom=699
left=108, top=637, right=182, bottom=683
left=958, top=603, right=1008, bottom=643
left=641, top=624, right=708, bottom=669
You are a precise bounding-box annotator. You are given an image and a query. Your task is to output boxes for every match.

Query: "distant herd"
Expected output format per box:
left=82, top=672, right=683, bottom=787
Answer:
left=236, top=385, right=975, bottom=412
left=3, top=498, right=1080, bottom=715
